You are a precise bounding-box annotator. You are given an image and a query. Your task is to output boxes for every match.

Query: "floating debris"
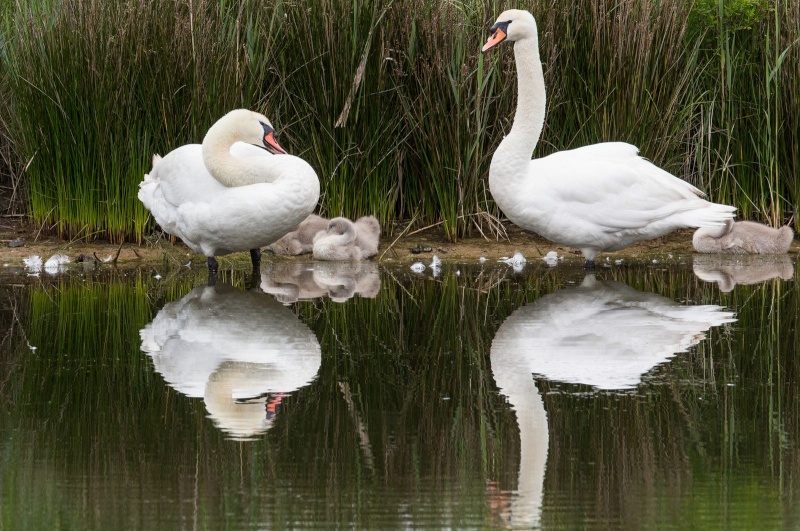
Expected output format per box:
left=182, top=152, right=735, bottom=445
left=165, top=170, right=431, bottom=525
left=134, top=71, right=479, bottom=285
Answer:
left=23, top=255, right=42, bottom=275
left=478, top=257, right=487, bottom=263
left=44, top=254, right=70, bottom=275
left=410, top=262, right=426, bottom=273
left=541, top=251, right=560, bottom=267
left=429, top=255, right=442, bottom=277
left=500, top=252, right=526, bottom=272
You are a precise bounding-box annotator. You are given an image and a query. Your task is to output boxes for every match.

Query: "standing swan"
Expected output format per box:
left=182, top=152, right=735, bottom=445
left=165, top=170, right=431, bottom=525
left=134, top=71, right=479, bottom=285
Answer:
left=481, top=10, right=735, bottom=267
left=138, top=109, right=320, bottom=276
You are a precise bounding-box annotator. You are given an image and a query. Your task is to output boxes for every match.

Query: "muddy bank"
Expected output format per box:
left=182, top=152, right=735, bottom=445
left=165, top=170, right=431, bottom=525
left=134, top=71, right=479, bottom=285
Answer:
left=1, top=216, right=796, bottom=271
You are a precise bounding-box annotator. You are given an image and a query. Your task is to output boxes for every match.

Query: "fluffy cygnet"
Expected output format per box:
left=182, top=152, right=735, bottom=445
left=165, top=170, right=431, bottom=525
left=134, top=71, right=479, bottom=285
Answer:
left=693, top=219, right=794, bottom=254
left=269, top=214, right=329, bottom=255
left=312, top=216, right=381, bottom=261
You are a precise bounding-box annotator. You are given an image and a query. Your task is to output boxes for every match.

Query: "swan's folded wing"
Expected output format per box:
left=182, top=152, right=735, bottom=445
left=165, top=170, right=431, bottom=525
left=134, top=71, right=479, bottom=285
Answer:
left=150, top=144, right=228, bottom=207
left=531, top=144, right=728, bottom=233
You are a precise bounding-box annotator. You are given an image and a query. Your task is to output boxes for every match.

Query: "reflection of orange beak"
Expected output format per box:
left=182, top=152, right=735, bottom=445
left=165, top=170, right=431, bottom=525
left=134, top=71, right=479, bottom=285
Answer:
left=264, top=131, right=287, bottom=155
left=481, top=28, right=507, bottom=52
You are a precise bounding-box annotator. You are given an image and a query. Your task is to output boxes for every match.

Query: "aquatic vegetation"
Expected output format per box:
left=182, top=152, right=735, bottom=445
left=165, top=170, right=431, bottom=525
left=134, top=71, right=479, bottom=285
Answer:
left=0, top=0, right=797, bottom=241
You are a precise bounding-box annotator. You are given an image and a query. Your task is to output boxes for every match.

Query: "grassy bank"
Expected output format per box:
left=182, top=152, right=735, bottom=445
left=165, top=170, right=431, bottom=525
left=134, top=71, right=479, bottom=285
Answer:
left=0, top=0, right=797, bottom=242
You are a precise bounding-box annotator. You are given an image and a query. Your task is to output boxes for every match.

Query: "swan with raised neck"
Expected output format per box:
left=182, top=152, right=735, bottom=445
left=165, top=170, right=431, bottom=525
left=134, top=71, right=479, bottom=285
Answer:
left=482, top=10, right=735, bottom=267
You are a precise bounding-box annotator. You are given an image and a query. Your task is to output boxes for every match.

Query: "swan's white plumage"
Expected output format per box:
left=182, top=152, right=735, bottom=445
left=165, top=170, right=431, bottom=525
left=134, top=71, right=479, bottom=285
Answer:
left=138, top=109, right=320, bottom=258
left=492, top=274, right=736, bottom=390
left=140, top=284, right=321, bottom=438
left=484, top=10, right=735, bottom=262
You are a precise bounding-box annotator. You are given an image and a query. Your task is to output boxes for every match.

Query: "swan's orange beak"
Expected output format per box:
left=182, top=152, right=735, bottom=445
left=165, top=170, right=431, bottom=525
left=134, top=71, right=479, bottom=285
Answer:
left=263, top=131, right=288, bottom=155
left=481, top=28, right=507, bottom=52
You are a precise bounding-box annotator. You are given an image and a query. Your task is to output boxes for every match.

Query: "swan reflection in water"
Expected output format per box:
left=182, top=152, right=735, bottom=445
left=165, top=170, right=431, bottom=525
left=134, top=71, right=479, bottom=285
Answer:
left=260, top=260, right=380, bottom=303
left=693, top=254, right=795, bottom=293
left=489, top=274, right=736, bottom=527
left=140, top=283, right=322, bottom=440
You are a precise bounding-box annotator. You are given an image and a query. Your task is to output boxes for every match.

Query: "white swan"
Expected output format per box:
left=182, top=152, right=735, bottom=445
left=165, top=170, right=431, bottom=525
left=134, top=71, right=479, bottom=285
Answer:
left=140, top=283, right=321, bottom=439
left=311, top=216, right=380, bottom=261
left=494, top=274, right=736, bottom=390
left=693, top=219, right=794, bottom=254
left=138, top=109, right=320, bottom=275
left=482, top=10, right=735, bottom=267
left=269, top=214, right=329, bottom=255
left=490, top=327, right=549, bottom=528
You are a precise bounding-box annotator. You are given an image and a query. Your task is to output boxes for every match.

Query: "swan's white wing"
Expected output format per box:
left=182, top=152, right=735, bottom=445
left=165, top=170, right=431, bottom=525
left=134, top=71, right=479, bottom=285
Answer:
left=492, top=277, right=736, bottom=390
left=527, top=143, right=731, bottom=234
left=147, top=144, right=227, bottom=206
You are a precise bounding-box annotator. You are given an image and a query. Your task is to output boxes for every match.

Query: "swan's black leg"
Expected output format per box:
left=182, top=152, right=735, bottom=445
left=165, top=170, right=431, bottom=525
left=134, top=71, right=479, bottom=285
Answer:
left=250, top=248, right=262, bottom=273
left=246, top=249, right=263, bottom=291
left=584, top=259, right=596, bottom=270
left=207, top=256, right=219, bottom=286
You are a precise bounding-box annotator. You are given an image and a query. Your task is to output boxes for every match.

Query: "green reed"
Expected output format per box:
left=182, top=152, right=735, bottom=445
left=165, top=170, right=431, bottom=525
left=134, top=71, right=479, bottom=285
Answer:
left=0, top=0, right=797, bottom=243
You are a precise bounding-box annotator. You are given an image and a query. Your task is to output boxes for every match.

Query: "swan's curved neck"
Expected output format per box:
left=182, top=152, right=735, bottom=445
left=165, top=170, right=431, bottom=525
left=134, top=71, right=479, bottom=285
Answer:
left=492, top=38, right=547, bottom=179
left=329, top=228, right=356, bottom=247
left=202, top=128, right=271, bottom=187
left=510, top=38, right=546, bottom=143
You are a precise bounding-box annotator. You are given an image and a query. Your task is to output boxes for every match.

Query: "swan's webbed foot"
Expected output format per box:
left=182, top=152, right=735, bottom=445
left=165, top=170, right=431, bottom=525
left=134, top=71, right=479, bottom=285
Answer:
left=584, top=259, right=596, bottom=270
left=207, top=256, right=219, bottom=286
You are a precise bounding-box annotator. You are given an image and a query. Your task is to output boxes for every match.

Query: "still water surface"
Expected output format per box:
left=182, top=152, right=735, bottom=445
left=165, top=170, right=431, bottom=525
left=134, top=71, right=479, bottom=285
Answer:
left=1, top=255, right=798, bottom=529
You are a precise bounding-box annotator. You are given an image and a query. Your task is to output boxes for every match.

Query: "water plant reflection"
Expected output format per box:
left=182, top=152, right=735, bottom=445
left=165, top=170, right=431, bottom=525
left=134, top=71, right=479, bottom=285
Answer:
left=140, top=283, right=322, bottom=440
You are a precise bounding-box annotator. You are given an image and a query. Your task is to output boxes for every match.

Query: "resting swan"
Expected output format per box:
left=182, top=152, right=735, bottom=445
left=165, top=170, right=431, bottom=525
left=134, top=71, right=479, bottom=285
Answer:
left=482, top=10, right=735, bottom=267
left=138, top=109, right=320, bottom=275
left=312, top=216, right=380, bottom=261
left=693, top=219, right=794, bottom=254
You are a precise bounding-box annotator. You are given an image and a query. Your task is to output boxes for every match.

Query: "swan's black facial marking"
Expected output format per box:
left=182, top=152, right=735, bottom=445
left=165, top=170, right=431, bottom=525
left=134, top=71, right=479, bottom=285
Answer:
left=490, top=20, right=512, bottom=34
left=260, top=122, right=287, bottom=155
left=482, top=20, right=512, bottom=52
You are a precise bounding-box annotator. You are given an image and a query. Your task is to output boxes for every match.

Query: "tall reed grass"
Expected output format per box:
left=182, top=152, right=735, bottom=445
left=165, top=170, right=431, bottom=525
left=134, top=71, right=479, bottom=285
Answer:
left=0, top=0, right=797, bottom=242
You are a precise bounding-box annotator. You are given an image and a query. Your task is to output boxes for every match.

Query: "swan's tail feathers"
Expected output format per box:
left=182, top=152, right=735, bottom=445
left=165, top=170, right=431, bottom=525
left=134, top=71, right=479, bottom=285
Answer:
left=141, top=154, right=163, bottom=188
left=684, top=202, right=737, bottom=228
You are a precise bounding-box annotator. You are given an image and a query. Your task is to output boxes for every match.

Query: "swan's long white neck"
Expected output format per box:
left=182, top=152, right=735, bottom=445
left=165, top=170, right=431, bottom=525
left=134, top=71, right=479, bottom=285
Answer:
left=202, top=123, right=274, bottom=187
left=492, top=37, right=547, bottom=176
left=510, top=38, right=546, bottom=142
left=495, top=368, right=549, bottom=527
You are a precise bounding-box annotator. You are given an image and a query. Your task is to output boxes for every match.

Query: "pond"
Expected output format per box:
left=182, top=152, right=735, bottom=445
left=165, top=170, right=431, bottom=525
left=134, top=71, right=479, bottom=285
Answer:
left=1, top=254, right=798, bottom=529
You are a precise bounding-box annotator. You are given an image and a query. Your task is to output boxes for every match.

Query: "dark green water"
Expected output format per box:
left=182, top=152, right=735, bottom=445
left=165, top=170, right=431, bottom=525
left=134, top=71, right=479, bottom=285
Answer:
left=1, top=255, right=798, bottom=529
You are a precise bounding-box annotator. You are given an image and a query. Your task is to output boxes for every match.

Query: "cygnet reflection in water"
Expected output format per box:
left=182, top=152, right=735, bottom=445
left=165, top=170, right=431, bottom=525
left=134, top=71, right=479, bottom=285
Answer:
left=693, top=254, right=795, bottom=293
left=492, top=274, right=736, bottom=391
left=260, top=260, right=380, bottom=303
left=139, top=283, right=321, bottom=440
